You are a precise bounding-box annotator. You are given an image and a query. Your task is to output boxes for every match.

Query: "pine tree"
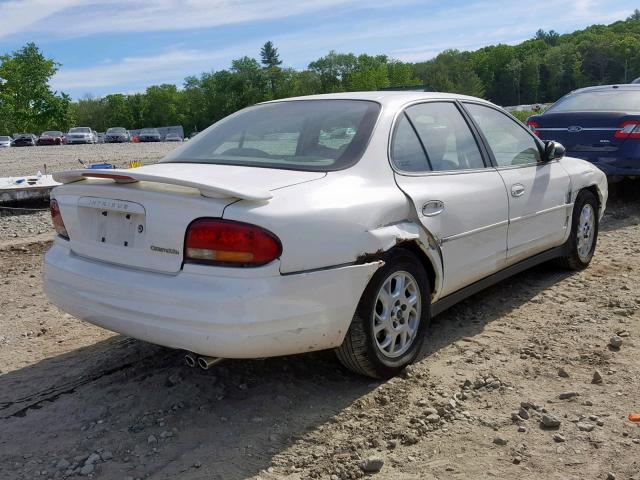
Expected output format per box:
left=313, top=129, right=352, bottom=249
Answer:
left=260, top=41, right=282, bottom=68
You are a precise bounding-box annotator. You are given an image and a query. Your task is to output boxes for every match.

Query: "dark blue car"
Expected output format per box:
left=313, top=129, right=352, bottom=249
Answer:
left=527, top=84, right=640, bottom=177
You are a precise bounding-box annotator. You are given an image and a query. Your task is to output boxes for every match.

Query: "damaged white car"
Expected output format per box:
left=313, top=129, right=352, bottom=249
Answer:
left=44, top=92, right=607, bottom=378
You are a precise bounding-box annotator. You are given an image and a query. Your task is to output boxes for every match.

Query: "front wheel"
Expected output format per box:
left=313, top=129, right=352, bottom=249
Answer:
left=335, top=248, right=430, bottom=378
left=556, top=189, right=599, bottom=270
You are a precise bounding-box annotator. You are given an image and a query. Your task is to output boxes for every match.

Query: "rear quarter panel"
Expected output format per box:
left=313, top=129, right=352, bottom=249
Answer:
left=223, top=169, right=411, bottom=273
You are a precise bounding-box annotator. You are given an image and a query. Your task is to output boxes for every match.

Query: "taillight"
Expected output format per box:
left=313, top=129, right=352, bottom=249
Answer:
left=526, top=120, right=540, bottom=137
left=184, top=219, right=282, bottom=267
left=614, top=120, right=640, bottom=139
left=50, top=199, right=69, bottom=239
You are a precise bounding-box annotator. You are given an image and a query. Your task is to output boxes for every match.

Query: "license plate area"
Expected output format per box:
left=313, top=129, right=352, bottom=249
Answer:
left=78, top=197, right=146, bottom=248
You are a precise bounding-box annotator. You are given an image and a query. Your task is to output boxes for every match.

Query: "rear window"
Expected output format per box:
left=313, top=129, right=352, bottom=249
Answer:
left=107, top=127, right=126, bottom=133
left=162, top=100, right=381, bottom=171
left=548, top=90, right=640, bottom=113
left=141, top=129, right=159, bottom=134
left=42, top=131, right=62, bottom=136
left=0, top=136, right=10, bottom=141
left=69, top=127, right=91, bottom=133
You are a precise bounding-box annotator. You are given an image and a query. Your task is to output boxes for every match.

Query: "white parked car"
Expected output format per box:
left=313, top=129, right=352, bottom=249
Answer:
left=0, top=135, right=12, bottom=147
left=66, top=127, right=96, bottom=144
left=164, top=132, right=183, bottom=142
left=44, top=92, right=607, bottom=378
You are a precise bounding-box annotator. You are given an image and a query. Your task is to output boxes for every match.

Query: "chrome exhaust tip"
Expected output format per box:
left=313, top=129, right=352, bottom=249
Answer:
left=184, top=352, right=197, bottom=368
left=197, top=355, right=224, bottom=370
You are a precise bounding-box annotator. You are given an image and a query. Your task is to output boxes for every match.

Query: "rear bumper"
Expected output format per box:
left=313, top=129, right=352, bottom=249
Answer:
left=567, top=152, right=640, bottom=176
left=43, top=242, right=380, bottom=358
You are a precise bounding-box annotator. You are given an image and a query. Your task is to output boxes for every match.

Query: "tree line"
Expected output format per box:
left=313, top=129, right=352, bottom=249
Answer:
left=1, top=10, right=639, bottom=136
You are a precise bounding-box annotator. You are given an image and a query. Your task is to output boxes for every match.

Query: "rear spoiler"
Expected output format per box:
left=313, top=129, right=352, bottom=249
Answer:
left=53, top=169, right=273, bottom=201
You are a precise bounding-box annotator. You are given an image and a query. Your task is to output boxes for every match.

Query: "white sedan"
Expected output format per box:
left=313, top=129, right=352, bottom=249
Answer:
left=43, top=92, right=607, bottom=378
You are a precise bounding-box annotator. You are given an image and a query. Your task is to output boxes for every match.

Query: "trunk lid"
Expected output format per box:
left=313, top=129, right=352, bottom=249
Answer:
left=530, top=111, right=638, bottom=153
left=53, top=163, right=325, bottom=273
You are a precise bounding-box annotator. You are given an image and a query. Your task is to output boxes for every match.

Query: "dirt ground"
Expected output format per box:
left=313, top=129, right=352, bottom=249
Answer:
left=0, top=150, right=639, bottom=479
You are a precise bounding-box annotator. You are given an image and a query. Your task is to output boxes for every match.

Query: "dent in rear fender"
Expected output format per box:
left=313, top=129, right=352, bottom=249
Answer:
left=363, top=221, right=444, bottom=300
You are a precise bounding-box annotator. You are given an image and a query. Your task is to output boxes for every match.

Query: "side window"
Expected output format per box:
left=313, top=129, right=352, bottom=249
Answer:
left=405, top=102, right=485, bottom=171
left=465, top=103, right=541, bottom=166
left=391, top=114, right=430, bottom=172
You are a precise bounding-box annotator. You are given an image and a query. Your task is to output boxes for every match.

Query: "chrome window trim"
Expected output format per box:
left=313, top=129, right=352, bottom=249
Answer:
left=509, top=203, right=573, bottom=224
left=537, top=127, right=619, bottom=131
left=494, top=159, right=560, bottom=171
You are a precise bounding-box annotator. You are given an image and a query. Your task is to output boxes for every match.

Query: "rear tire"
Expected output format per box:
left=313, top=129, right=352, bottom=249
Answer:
left=556, top=189, right=599, bottom=270
left=335, top=248, right=430, bottom=379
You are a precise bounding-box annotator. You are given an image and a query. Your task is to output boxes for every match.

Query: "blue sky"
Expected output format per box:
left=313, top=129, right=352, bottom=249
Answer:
left=0, top=0, right=630, bottom=99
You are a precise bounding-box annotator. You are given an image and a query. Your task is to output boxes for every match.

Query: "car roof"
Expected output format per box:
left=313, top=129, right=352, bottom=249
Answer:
left=262, top=91, right=496, bottom=108
left=568, top=84, right=640, bottom=94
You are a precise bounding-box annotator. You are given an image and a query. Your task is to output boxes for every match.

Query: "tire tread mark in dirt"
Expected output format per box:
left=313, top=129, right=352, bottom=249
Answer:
left=0, top=350, right=162, bottom=419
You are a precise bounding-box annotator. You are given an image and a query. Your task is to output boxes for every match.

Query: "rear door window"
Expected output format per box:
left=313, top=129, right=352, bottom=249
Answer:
left=391, top=115, right=431, bottom=172
left=391, top=102, right=486, bottom=173
left=406, top=102, right=485, bottom=171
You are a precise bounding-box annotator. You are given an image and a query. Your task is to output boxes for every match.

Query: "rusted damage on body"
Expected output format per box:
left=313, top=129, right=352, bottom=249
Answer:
left=357, top=220, right=445, bottom=300
left=355, top=248, right=386, bottom=265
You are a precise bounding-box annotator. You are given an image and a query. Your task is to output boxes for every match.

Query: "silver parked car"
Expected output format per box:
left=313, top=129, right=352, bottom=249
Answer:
left=66, top=127, right=96, bottom=144
left=105, top=127, right=131, bottom=143
left=164, top=132, right=183, bottom=142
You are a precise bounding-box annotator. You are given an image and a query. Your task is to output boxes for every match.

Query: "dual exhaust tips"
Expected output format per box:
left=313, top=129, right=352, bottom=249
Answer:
left=184, top=352, right=224, bottom=370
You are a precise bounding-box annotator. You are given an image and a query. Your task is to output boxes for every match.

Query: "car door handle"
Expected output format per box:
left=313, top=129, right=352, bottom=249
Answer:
left=422, top=200, right=445, bottom=216
left=511, top=184, right=525, bottom=197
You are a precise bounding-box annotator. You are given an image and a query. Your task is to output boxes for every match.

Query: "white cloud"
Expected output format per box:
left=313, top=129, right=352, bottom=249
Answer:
left=0, top=0, right=83, bottom=38
left=1, top=0, right=417, bottom=39
left=51, top=46, right=242, bottom=91
left=44, top=0, right=632, bottom=97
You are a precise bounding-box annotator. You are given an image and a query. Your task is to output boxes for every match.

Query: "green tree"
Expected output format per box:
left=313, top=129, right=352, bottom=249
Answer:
left=0, top=42, right=74, bottom=134
left=260, top=41, right=282, bottom=68
left=387, top=61, right=421, bottom=88
left=291, top=70, right=322, bottom=96
left=103, top=94, right=132, bottom=128
left=144, top=84, right=182, bottom=127
left=72, top=95, right=105, bottom=131
left=260, top=41, right=284, bottom=97
left=535, top=29, right=560, bottom=46
left=308, top=51, right=358, bottom=92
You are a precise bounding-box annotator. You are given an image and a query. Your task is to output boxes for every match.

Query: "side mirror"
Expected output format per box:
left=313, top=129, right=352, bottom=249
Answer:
left=543, top=141, right=565, bottom=162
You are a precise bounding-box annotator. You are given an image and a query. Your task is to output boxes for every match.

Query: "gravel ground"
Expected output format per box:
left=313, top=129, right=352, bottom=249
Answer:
left=0, top=147, right=639, bottom=480
left=0, top=143, right=179, bottom=178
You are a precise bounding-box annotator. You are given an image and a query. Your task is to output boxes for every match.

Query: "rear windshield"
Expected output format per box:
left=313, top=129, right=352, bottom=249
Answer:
left=69, top=127, right=91, bottom=133
left=547, top=90, right=640, bottom=113
left=107, top=127, right=126, bottom=134
left=0, top=136, right=10, bottom=141
left=141, top=129, right=159, bottom=134
left=42, top=131, right=62, bottom=136
left=162, top=100, right=381, bottom=171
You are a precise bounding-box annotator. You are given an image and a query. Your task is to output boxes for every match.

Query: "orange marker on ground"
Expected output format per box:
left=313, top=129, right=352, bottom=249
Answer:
left=629, top=413, right=640, bottom=422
